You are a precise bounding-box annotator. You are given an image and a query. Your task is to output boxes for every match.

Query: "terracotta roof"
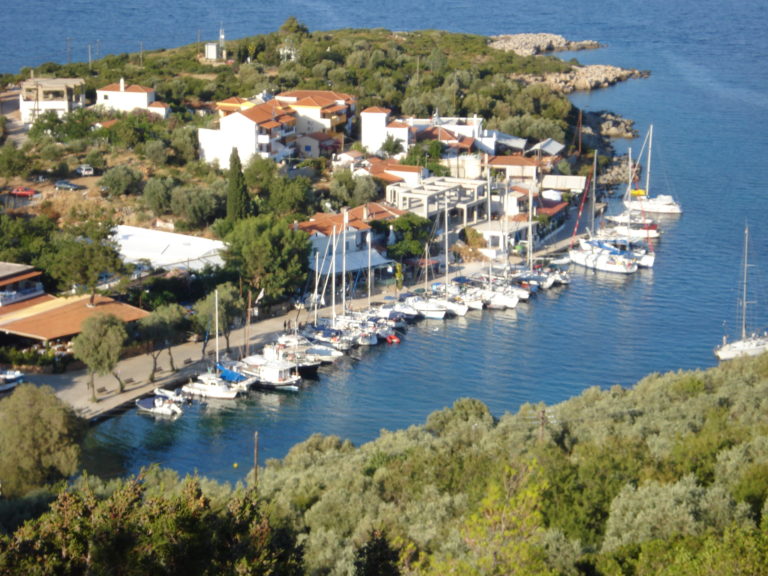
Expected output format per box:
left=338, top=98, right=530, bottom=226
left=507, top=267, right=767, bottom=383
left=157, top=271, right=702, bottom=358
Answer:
left=488, top=155, right=540, bottom=167
left=239, top=100, right=297, bottom=127
left=0, top=294, right=56, bottom=315
left=99, top=82, right=154, bottom=93
left=292, top=95, right=337, bottom=108
left=362, top=106, right=391, bottom=114
left=537, top=202, right=569, bottom=217
left=148, top=101, right=168, bottom=108
left=387, top=121, right=409, bottom=129
left=298, top=202, right=403, bottom=237
left=0, top=294, right=149, bottom=341
left=277, top=89, right=356, bottom=105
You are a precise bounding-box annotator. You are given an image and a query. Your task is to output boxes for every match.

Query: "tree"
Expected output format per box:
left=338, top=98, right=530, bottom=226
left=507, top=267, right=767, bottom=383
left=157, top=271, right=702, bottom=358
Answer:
left=143, top=176, right=175, bottom=216
left=262, top=174, right=314, bottom=217
left=0, top=142, right=31, bottom=177
left=194, top=282, right=244, bottom=353
left=0, top=384, right=84, bottom=498
left=224, top=215, right=311, bottom=303
left=41, top=211, right=123, bottom=307
left=387, top=212, right=432, bottom=260
left=354, top=530, right=401, bottom=576
left=138, top=304, right=188, bottom=382
left=143, top=139, right=168, bottom=166
left=226, top=147, right=250, bottom=222
left=99, top=165, right=143, bottom=196
left=380, top=133, right=404, bottom=158
left=72, top=313, right=128, bottom=399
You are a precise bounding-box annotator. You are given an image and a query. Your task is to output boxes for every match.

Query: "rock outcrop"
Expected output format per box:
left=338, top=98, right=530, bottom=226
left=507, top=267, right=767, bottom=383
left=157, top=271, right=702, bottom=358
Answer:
left=488, top=33, right=649, bottom=94
left=488, top=33, right=600, bottom=56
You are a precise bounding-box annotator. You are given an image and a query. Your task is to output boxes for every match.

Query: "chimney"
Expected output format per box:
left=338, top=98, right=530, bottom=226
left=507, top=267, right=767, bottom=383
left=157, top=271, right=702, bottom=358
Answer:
left=363, top=205, right=370, bottom=221
left=119, top=77, right=125, bottom=92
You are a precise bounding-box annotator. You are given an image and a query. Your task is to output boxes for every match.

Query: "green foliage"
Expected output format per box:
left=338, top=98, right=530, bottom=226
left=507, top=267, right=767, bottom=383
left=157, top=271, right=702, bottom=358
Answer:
left=0, top=142, right=31, bottom=177
left=226, top=147, right=250, bottom=222
left=387, top=212, right=433, bottom=260
left=224, top=215, right=311, bottom=302
left=0, top=384, right=84, bottom=498
left=143, top=176, right=176, bottom=216
left=99, top=164, right=143, bottom=196
left=138, top=303, right=188, bottom=381
left=0, top=213, right=56, bottom=264
left=72, top=313, right=128, bottom=395
left=193, top=282, right=243, bottom=352
left=0, top=477, right=302, bottom=575
left=40, top=211, right=123, bottom=305
left=170, top=184, right=226, bottom=229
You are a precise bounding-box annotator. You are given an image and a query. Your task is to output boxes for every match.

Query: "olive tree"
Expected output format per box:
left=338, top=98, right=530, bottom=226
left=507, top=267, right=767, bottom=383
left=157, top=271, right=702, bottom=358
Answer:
left=0, top=384, right=84, bottom=498
left=138, top=303, right=188, bottom=381
left=72, top=313, right=128, bottom=399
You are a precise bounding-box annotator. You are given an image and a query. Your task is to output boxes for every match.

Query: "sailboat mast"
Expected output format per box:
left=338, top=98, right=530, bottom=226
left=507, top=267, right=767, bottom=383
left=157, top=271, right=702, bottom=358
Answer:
left=313, top=251, right=319, bottom=325
left=444, top=191, right=449, bottom=287
left=342, top=211, right=347, bottom=313
left=367, top=232, right=372, bottom=309
left=590, top=153, right=597, bottom=232
left=741, top=226, right=749, bottom=340
left=645, top=125, right=653, bottom=195
left=214, top=289, right=219, bottom=365
left=331, top=225, right=337, bottom=328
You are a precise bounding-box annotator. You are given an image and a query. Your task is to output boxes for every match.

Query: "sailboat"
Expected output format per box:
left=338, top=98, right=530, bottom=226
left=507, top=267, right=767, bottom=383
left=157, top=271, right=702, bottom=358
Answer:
left=623, top=125, right=682, bottom=215
left=714, top=225, right=768, bottom=360
left=182, top=290, right=241, bottom=399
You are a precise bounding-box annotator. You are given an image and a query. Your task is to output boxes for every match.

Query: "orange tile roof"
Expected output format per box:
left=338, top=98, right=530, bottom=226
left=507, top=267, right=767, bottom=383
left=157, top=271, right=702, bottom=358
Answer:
left=240, top=100, right=297, bottom=127
left=277, top=89, right=356, bottom=105
left=298, top=202, right=403, bottom=237
left=99, top=82, right=154, bottom=93
left=0, top=294, right=149, bottom=342
left=488, top=155, right=540, bottom=167
left=362, top=106, right=391, bottom=114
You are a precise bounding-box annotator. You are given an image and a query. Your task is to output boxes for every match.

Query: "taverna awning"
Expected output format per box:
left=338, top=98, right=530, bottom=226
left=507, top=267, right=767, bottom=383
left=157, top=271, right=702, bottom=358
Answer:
left=310, top=249, right=393, bottom=276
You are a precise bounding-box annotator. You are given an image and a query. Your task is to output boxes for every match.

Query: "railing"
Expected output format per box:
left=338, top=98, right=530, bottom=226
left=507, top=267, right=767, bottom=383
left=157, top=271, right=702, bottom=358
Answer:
left=0, top=283, right=44, bottom=306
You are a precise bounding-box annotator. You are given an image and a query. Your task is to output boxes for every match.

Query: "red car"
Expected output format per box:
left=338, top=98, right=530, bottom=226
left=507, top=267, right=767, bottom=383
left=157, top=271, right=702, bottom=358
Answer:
left=11, top=186, right=37, bottom=197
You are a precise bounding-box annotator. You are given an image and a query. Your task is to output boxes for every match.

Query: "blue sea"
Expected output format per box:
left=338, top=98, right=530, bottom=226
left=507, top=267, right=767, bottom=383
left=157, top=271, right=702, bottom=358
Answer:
left=5, top=1, right=768, bottom=483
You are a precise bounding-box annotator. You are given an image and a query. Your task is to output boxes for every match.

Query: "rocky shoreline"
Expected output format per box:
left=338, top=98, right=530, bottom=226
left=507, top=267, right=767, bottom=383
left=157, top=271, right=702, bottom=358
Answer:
left=488, top=33, right=601, bottom=56
left=489, top=33, right=649, bottom=95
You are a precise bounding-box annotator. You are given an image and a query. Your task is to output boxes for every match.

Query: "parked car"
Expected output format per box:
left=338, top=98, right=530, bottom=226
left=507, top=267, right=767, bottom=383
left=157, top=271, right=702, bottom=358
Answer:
left=55, top=180, right=86, bottom=191
left=75, top=164, right=94, bottom=176
left=10, top=186, right=37, bottom=197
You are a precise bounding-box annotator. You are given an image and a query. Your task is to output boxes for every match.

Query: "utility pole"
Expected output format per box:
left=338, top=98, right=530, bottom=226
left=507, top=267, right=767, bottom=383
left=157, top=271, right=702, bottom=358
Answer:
left=252, top=431, right=259, bottom=487
left=88, top=44, right=92, bottom=69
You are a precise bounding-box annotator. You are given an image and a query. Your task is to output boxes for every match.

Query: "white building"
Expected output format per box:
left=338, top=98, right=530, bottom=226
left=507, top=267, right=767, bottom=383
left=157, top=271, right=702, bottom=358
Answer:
left=359, top=108, right=511, bottom=156
left=112, top=225, right=226, bottom=272
left=18, top=77, right=86, bottom=124
left=198, top=99, right=297, bottom=167
left=96, top=78, right=168, bottom=118
left=385, top=176, right=488, bottom=228
left=275, top=90, right=356, bottom=137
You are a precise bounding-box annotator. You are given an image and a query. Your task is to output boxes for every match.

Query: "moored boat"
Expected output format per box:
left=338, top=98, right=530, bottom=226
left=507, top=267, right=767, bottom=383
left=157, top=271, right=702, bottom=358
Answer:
left=135, top=395, right=184, bottom=417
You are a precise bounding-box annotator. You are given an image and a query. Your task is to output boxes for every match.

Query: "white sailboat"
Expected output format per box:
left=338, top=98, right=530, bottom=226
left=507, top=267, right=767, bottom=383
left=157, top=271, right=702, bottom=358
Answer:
left=623, top=125, right=682, bottom=215
left=715, top=225, right=768, bottom=360
left=182, top=290, right=241, bottom=399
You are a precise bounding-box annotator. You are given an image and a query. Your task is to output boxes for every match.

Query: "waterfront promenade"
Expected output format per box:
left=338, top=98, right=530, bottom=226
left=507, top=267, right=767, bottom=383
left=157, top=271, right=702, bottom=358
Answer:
left=23, top=220, right=588, bottom=423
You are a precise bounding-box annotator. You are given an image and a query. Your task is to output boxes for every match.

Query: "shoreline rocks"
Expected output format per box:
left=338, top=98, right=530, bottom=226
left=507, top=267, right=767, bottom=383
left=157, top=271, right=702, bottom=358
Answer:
left=488, top=33, right=600, bottom=56
left=489, top=33, right=649, bottom=94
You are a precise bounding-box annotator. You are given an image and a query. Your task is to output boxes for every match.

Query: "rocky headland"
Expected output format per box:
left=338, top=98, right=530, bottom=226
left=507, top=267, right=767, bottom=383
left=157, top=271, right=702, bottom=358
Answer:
left=488, top=33, right=601, bottom=56
left=489, top=33, right=649, bottom=94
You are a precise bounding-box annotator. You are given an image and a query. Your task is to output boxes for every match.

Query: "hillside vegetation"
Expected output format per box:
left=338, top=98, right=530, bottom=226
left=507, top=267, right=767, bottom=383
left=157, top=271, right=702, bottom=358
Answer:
left=2, top=353, right=767, bottom=574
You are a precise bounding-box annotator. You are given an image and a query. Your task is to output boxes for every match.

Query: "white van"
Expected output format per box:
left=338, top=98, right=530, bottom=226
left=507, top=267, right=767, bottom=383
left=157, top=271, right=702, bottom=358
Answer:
left=76, top=164, right=94, bottom=176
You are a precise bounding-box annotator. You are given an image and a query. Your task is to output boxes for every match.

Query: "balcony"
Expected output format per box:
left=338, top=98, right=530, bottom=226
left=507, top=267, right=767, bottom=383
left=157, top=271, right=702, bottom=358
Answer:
left=0, top=282, right=45, bottom=306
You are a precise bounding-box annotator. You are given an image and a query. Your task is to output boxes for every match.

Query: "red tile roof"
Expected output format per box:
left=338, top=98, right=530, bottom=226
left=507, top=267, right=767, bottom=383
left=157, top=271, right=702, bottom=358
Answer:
left=362, top=106, right=391, bottom=114
left=99, top=82, right=154, bottom=93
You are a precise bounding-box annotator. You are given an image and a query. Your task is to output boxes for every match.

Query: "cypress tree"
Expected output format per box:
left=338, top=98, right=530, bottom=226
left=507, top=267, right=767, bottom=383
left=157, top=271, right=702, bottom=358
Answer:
left=226, top=148, right=249, bottom=222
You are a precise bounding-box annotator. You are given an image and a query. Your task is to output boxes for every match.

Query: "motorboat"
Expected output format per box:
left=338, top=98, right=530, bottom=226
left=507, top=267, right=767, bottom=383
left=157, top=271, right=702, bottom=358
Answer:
left=568, top=241, right=638, bottom=274
left=181, top=372, right=240, bottom=399
left=135, top=395, right=184, bottom=417
left=0, top=369, right=24, bottom=393
left=235, top=352, right=302, bottom=392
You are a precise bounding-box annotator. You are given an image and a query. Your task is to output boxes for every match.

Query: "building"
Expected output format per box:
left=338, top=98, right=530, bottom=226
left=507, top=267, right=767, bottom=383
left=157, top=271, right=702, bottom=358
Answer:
left=385, top=176, right=488, bottom=228
left=297, top=203, right=405, bottom=298
left=0, top=262, right=147, bottom=346
left=18, top=77, right=86, bottom=124
left=359, top=108, right=509, bottom=157
left=96, top=78, right=168, bottom=118
left=296, top=132, right=341, bottom=158
left=112, top=225, right=226, bottom=272
left=275, top=89, right=356, bottom=137
left=198, top=99, right=297, bottom=166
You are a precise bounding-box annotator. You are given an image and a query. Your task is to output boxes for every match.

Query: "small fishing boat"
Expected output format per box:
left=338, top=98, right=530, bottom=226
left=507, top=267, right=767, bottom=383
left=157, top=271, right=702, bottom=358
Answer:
left=0, top=369, right=24, bottom=393
left=135, top=395, right=184, bottom=417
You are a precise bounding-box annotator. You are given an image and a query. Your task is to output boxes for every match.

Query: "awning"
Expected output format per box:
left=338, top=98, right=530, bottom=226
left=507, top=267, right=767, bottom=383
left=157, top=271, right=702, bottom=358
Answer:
left=310, top=249, right=393, bottom=275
